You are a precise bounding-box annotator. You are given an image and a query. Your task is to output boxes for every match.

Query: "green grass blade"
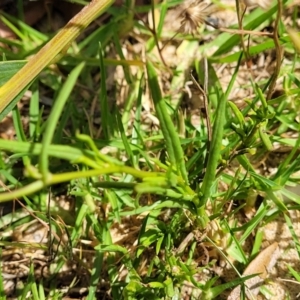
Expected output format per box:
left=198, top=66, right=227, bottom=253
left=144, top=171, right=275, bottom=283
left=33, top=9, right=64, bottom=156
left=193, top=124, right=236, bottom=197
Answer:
left=131, top=75, right=144, bottom=168
left=98, top=43, right=112, bottom=139
left=116, top=109, right=135, bottom=167
left=39, top=62, right=85, bottom=181
left=200, top=55, right=242, bottom=204
left=284, top=213, right=300, bottom=259
left=29, top=80, right=40, bottom=139
left=146, top=61, right=188, bottom=183
left=12, top=106, right=30, bottom=167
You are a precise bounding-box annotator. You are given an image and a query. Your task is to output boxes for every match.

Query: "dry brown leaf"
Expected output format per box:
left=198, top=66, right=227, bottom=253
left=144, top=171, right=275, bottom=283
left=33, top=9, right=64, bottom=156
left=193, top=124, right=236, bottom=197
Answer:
left=228, top=242, right=280, bottom=300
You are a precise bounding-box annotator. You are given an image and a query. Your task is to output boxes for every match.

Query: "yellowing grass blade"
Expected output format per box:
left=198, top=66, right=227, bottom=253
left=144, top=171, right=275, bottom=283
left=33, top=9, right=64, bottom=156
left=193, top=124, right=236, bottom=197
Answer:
left=0, top=0, right=114, bottom=117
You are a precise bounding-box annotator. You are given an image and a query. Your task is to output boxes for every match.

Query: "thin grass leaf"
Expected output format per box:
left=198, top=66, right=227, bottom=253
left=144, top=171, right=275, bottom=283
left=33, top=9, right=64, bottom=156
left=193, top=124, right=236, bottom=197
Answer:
left=205, top=274, right=258, bottom=299
left=30, top=264, right=39, bottom=300
left=39, top=62, right=85, bottom=180
left=116, top=109, right=135, bottom=167
left=12, top=106, right=30, bottom=169
left=131, top=75, right=144, bottom=168
left=287, top=264, right=300, bottom=282
left=1, top=11, right=48, bottom=43
left=225, top=220, right=247, bottom=264
left=200, top=54, right=243, bottom=204
left=122, top=72, right=144, bottom=130
left=238, top=203, right=268, bottom=243
left=87, top=251, right=104, bottom=300
left=0, top=14, right=26, bottom=40
left=228, top=101, right=246, bottom=129
left=113, top=30, right=132, bottom=84
left=29, top=80, right=40, bottom=139
left=37, top=282, right=46, bottom=300
left=273, top=137, right=300, bottom=184
left=211, top=37, right=288, bottom=63
left=284, top=213, right=300, bottom=259
left=146, top=61, right=188, bottom=183
left=250, top=229, right=264, bottom=258
left=98, top=42, right=111, bottom=139
left=0, top=140, right=100, bottom=167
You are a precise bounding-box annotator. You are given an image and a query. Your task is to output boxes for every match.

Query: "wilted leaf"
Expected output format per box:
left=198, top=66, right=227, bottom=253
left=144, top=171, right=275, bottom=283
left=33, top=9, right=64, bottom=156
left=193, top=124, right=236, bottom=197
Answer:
left=228, top=242, right=280, bottom=300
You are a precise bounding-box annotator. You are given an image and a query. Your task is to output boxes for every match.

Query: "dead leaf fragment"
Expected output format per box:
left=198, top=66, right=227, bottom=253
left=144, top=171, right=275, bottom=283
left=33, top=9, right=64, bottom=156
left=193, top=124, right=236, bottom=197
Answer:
left=228, top=242, right=280, bottom=300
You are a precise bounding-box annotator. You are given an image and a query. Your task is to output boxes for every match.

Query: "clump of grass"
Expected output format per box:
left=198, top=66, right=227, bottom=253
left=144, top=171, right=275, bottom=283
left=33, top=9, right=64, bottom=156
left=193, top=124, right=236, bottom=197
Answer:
left=0, top=0, right=300, bottom=299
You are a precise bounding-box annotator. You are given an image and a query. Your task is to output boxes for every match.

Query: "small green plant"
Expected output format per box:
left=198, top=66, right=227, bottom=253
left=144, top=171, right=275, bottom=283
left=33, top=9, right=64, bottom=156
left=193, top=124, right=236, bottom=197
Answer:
left=0, top=0, right=299, bottom=299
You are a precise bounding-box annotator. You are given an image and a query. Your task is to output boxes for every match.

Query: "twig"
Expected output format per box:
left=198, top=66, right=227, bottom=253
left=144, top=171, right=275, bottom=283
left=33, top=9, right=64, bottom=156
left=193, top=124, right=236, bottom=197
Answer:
left=131, top=5, right=167, bottom=66
left=204, top=20, right=273, bottom=37
left=190, top=70, right=212, bottom=143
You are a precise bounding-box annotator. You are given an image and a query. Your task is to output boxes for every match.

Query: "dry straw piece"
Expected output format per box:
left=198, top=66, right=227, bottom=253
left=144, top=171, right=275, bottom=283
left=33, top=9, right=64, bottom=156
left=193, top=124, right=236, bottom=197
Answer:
left=242, top=0, right=273, bottom=10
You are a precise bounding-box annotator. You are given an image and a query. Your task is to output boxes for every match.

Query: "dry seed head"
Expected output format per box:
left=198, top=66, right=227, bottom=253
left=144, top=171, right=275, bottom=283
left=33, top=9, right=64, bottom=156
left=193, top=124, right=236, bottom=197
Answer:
left=178, top=0, right=211, bottom=35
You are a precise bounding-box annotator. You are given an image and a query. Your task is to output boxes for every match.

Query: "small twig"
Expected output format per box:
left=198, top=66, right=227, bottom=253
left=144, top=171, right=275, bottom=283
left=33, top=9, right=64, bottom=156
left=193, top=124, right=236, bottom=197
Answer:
left=190, top=72, right=212, bottom=143
left=176, top=231, right=195, bottom=255
left=132, top=6, right=167, bottom=66
left=203, top=56, right=208, bottom=95
left=204, top=20, right=273, bottom=37
left=160, top=31, right=179, bottom=51
left=220, top=27, right=273, bottom=37
left=267, top=0, right=283, bottom=100
left=176, top=229, right=207, bottom=255
left=199, top=242, right=210, bottom=265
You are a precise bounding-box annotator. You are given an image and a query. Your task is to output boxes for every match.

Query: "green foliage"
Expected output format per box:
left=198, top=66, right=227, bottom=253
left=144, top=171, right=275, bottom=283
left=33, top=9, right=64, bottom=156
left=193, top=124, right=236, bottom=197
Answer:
left=0, top=0, right=299, bottom=299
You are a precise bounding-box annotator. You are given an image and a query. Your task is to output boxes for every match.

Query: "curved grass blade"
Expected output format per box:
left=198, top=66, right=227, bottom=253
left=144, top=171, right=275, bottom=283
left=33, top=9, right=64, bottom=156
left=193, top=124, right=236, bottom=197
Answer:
left=146, top=61, right=188, bottom=183
left=39, top=62, right=85, bottom=181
